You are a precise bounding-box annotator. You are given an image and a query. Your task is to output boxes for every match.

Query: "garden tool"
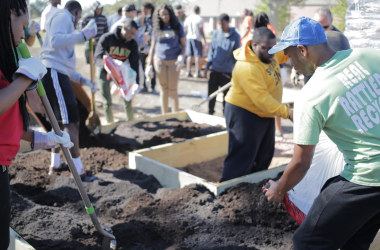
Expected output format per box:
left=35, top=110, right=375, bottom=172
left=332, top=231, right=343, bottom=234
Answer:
left=192, top=81, right=232, bottom=112
left=85, top=38, right=101, bottom=135
left=18, top=42, right=116, bottom=250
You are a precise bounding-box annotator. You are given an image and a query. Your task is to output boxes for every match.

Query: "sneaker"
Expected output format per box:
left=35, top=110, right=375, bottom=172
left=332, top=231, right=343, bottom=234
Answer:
left=48, top=163, right=69, bottom=175
left=186, top=72, right=193, bottom=77
left=80, top=170, right=98, bottom=182
left=140, top=87, right=148, bottom=93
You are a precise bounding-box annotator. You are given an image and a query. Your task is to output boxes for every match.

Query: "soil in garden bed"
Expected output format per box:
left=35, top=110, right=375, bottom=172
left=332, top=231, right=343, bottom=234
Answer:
left=10, top=120, right=297, bottom=249
left=178, top=139, right=294, bottom=183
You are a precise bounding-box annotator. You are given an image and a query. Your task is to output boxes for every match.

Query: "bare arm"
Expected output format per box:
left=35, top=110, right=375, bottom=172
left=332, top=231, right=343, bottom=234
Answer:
left=22, top=130, right=34, bottom=142
left=265, top=144, right=315, bottom=203
left=179, top=37, right=186, bottom=56
left=146, top=39, right=156, bottom=66
left=200, top=26, right=207, bottom=45
left=0, top=75, right=32, bottom=115
left=25, top=35, right=36, bottom=47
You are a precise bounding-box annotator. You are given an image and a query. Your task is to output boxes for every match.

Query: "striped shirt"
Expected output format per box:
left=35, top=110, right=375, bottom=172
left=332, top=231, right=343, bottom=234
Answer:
left=81, top=14, right=108, bottom=42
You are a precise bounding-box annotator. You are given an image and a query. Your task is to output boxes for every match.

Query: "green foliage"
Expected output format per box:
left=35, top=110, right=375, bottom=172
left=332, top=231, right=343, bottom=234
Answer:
left=29, top=0, right=48, bottom=19
left=255, top=0, right=306, bottom=33
left=331, top=0, right=347, bottom=31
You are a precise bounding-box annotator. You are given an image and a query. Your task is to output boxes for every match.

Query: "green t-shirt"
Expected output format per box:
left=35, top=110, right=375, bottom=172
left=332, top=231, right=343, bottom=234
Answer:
left=294, top=49, right=380, bottom=186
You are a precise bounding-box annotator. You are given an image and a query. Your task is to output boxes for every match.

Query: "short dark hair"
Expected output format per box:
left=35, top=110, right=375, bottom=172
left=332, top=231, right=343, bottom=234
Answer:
left=219, top=13, right=229, bottom=22
left=64, top=0, right=82, bottom=12
left=252, top=27, right=275, bottom=43
left=194, top=5, right=200, bottom=13
left=143, top=2, right=154, bottom=10
left=253, top=12, right=269, bottom=29
left=175, top=4, right=182, bottom=10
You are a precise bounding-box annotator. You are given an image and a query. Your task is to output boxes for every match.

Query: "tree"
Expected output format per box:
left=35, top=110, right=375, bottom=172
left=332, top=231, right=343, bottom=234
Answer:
left=255, top=0, right=306, bottom=34
left=331, top=0, right=347, bottom=31
left=29, top=0, right=48, bottom=19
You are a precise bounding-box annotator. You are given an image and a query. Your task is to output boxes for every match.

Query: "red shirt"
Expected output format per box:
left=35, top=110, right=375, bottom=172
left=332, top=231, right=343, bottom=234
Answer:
left=0, top=70, right=23, bottom=165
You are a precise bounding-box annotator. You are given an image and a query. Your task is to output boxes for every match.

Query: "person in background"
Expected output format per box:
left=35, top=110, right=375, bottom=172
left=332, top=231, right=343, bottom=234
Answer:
left=184, top=5, right=206, bottom=78
left=136, top=2, right=156, bottom=93
left=174, top=4, right=186, bottom=25
left=221, top=27, right=291, bottom=182
left=40, top=0, right=61, bottom=32
left=252, top=11, right=284, bottom=139
left=107, top=7, right=122, bottom=29
left=314, top=7, right=340, bottom=31
left=0, top=0, right=73, bottom=248
left=204, top=13, right=241, bottom=115
left=40, top=0, right=97, bottom=181
left=240, top=9, right=253, bottom=45
left=81, top=1, right=108, bottom=64
left=265, top=17, right=380, bottom=249
left=95, top=19, right=139, bottom=123
left=146, top=4, right=185, bottom=113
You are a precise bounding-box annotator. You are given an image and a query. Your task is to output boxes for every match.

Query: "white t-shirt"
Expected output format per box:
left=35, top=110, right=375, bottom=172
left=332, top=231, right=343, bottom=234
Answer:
left=40, top=5, right=59, bottom=31
left=184, top=14, right=203, bottom=41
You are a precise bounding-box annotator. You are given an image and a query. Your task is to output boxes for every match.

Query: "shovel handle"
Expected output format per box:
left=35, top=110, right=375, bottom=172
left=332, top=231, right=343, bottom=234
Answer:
left=17, top=42, right=115, bottom=241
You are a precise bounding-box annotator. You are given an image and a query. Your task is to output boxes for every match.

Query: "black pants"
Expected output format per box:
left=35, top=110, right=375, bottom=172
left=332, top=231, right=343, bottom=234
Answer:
left=221, top=103, right=274, bottom=182
left=294, top=176, right=380, bottom=250
left=139, top=52, right=156, bottom=90
left=0, top=166, right=10, bottom=250
left=208, top=71, right=231, bottom=115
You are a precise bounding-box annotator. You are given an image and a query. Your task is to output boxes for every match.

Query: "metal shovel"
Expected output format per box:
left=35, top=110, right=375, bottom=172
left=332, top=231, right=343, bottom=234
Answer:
left=192, top=81, right=232, bottom=112
left=18, top=43, right=116, bottom=250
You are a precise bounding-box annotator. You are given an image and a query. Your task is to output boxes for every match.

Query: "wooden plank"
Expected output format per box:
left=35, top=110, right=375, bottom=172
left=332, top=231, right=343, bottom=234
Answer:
left=9, top=228, right=35, bottom=250
left=370, top=231, right=380, bottom=250
left=136, top=131, right=228, bottom=167
left=129, top=148, right=285, bottom=196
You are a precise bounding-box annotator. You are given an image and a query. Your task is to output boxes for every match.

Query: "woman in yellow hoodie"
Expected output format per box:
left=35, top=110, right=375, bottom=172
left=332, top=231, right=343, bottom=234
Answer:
left=221, top=27, right=292, bottom=182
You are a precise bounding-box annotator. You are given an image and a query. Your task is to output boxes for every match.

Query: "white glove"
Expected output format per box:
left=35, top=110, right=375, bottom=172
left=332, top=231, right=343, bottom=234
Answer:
left=80, top=77, right=98, bottom=93
left=175, top=55, right=185, bottom=71
left=28, top=21, right=40, bottom=36
left=15, top=57, right=47, bottom=89
left=33, top=131, right=74, bottom=150
left=145, top=65, right=154, bottom=80
left=81, top=19, right=97, bottom=41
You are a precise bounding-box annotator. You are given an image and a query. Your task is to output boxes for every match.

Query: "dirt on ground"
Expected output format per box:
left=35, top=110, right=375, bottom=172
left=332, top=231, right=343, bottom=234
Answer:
left=10, top=120, right=297, bottom=250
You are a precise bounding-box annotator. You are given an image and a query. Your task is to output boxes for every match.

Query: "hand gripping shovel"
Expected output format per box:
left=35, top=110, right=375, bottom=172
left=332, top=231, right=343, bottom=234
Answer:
left=192, top=81, right=232, bottom=112
left=85, top=38, right=101, bottom=135
left=18, top=43, right=116, bottom=250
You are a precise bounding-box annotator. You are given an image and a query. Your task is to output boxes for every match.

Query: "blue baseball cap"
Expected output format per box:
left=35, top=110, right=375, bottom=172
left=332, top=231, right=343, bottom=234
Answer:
left=268, top=17, right=327, bottom=54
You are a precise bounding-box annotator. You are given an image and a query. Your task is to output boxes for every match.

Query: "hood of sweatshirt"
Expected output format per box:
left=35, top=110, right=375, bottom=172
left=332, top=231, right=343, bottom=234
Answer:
left=233, top=39, right=260, bottom=63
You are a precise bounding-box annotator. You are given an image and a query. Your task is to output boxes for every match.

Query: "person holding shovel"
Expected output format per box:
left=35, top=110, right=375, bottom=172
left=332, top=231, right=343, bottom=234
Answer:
left=94, top=18, right=140, bottom=123
left=204, top=13, right=241, bottom=115
left=265, top=17, right=380, bottom=249
left=40, top=0, right=97, bottom=181
left=0, top=0, right=73, bottom=248
left=220, top=27, right=291, bottom=182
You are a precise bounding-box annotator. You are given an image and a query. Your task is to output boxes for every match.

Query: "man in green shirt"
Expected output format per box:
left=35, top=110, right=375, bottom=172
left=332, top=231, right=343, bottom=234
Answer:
left=265, top=17, right=380, bottom=249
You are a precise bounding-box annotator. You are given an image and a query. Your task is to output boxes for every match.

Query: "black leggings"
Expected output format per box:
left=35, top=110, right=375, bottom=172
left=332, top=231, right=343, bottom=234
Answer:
left=0, top=166, right=10, bottom=250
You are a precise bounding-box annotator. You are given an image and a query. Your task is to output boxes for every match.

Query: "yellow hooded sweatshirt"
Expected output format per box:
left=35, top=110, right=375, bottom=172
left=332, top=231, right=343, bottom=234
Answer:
left=225, top=40, right=290, bottom=119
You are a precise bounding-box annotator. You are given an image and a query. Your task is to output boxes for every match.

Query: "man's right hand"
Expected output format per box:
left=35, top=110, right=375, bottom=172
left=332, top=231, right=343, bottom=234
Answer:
left=82, top=19, right=97, bottom=40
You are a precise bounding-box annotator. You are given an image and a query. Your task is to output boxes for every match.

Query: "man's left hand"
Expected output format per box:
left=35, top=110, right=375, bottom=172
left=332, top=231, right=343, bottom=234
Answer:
left=264, top=179, right=285, bottom=203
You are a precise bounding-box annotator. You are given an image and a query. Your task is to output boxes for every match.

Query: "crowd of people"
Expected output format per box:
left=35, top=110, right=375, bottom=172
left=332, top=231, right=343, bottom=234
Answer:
left=0, top=0, right=379, bottom=249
